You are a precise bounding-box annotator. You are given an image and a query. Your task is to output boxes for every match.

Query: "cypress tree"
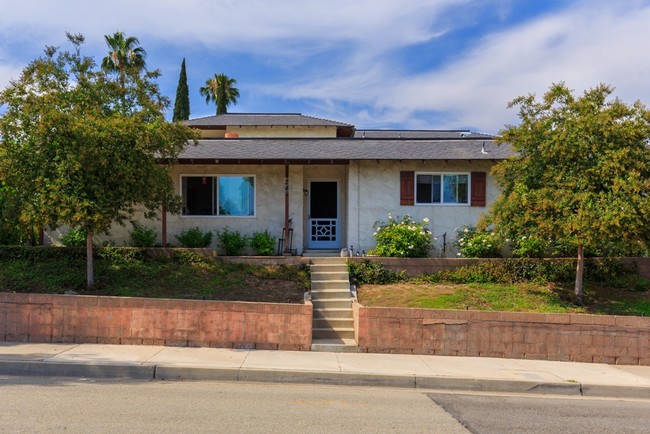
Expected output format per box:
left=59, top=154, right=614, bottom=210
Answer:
left=172, top=58, right=190, bottom=121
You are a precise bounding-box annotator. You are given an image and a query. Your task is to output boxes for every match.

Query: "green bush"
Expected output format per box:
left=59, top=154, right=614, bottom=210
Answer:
left=368, top=214, right=432, bottom=258
left=511, top=235, right=548, bottom=258
left=175, top=227, right=212, bottom=248
left=348, top=259, right=406, bottom=285
left=422, top=258, right=640, bottom=286
left=455, top=227, right=501, bottom=258
left=250, top=230, right=276, bottom=256
left=129, top=223, right=157, bottom=247
left=216, top=228, right=249, bottom=255
left=60, top=228, right=87, bottom=247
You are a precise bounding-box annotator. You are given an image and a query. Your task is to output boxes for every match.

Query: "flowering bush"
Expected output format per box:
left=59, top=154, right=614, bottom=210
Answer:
left=455, top=226, right=501, bottom=258
left=511, top=235, right=548, bottom=258
left=368, top=214, right=432, bottom=258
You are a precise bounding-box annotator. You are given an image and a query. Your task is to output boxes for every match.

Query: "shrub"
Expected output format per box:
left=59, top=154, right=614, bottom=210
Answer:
left=368, top=214, right=432, bottom=258
left=512, top=235, right=548, bottom=258
left=348, top=259, right=407, bottom=285
left=424, top=258, right=639, bottom=286
left=455, top=227, right=501, bottom=258
left=129, top=223, right=157, bottom=247
left=216, top=228, right=249, bottom=255
left=60, top=228, right=87, bottom=247
left=250, top=230, right=276, bottom=256
left=175, top=227, right=212, bottom=248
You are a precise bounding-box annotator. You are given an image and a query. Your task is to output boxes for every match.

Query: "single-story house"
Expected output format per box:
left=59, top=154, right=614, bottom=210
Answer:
left=47, top=113, right=512, bottom=256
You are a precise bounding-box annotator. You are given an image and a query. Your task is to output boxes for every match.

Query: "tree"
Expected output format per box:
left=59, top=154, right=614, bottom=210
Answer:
left=484, top=83, right=650, bottom=303
left=101, top=31, right=146, bottom=87
left=0, top=33, right=197, bottom=288
left=200, top=73, right=239, bottom=114
left=172, top=58, right=190, bottom=121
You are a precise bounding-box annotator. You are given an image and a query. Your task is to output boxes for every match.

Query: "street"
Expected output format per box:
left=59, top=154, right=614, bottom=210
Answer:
left=0, top=376, right=467, bottom=433
left=1, top=376, right=649, bottom=433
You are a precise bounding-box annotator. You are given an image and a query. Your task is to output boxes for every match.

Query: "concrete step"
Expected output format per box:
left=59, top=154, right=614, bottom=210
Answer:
left=308, top=256, right=347, bottom=264
left=311, top=289, right=352, bottom=300
left=311, top=338, right=359, bottom=353
left=313, top=317, right=355, bottom=329
left=311, top=280, right=350, bottom=291
left=310, top=263, right=348, bottom=273
left=314, top=308, right=354, bottom=319
left=313, top=328, right=356, bottom=340
left=311, top=271, right=349, bottom=281
left=312, top=298, right=352, bottom=309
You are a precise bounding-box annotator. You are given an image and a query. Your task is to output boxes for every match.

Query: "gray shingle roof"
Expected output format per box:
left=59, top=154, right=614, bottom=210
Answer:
left=183, top=113, right=354, bottom=128
left=177, top=138, right=512, bottom=161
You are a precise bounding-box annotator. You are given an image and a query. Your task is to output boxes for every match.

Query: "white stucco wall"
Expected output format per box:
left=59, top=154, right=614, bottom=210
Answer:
left=346, top=160, right=499, bottom=257
left=44, top=160, right=498, bottom=258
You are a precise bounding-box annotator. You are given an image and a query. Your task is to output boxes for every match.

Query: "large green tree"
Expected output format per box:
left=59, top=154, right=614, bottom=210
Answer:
left=0, top=33, right=196, bottom=288
left=485, top=83, right=650, bottom=303
left=101, top=31, right=146, bottom=87
left=172, top=58, right=190, bottom=121
left=200, top=73, right=239, bottom=115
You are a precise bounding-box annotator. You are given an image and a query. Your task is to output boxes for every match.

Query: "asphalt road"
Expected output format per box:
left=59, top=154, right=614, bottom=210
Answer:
left=0, top=376, right=468, bottom=433
left=429, top=392, right=650, bottom=434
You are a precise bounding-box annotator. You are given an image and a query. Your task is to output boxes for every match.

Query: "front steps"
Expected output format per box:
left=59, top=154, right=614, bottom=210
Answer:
left=308, top=256, right=358, bottom=352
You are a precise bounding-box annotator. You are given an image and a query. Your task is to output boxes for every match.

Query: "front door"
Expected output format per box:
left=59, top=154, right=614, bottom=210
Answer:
left=308, top=181, right=340, bottom=249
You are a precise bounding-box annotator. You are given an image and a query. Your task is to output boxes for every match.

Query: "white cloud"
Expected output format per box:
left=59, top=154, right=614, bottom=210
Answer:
left=348, top=1, right=650, bottom=130
left=254, top=0, right=650, bottom=131
left=2, top=0, right=649, bottom=132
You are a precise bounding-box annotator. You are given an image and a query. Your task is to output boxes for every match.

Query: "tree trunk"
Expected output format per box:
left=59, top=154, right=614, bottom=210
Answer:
left=86, top=230, right=94, bottom=289
left=574, top=244, right=584, bottom=305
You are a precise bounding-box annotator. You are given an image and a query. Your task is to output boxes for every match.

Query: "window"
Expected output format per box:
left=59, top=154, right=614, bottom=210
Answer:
left=416, top=173, right=469, bottom=204
left=181, top=175, right=255, bottom=216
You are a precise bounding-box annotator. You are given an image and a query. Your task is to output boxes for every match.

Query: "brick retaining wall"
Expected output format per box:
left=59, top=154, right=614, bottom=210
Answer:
left=0, top=293, right=312, bottom=350
left=354, top=303, right=650, bottom=365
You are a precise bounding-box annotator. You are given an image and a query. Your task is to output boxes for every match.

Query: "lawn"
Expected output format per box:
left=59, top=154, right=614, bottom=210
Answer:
left=358, top=281, right=650, bottom=316
left=0, top=248, right=309, bottom=303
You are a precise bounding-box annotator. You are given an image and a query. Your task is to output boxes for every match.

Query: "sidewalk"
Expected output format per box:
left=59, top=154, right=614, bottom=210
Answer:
left=1, top=342, right=650, bottom=399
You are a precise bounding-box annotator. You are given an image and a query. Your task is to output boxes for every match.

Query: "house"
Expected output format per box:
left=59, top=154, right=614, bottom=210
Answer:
left=49, top=113, right=512, bottom=256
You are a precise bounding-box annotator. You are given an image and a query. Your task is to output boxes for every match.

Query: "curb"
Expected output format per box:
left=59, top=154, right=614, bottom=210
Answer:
left=0, top=360, right=155, bottom=380
left=1, top=360, right=649, bottom=400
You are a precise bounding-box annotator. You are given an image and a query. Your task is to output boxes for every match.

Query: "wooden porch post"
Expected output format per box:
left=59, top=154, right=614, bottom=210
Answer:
left=284, top=161, right=290, bottom=254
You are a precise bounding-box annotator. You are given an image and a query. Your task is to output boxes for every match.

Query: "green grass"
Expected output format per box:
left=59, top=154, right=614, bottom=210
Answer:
left=359, top=281, right=650, bottom=316
left=0, top=250, right=310, bottom=302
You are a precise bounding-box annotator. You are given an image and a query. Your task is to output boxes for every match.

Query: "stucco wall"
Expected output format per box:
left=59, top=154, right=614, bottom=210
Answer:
left=199, top=125, right=338, bottom=138
left=44, top=159, right=499, bottom=256
left=346, top=160, right=499, bottom=256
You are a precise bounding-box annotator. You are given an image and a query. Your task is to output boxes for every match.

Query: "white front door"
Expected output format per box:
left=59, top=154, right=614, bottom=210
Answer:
left=308, top=180, right=340, bottom=249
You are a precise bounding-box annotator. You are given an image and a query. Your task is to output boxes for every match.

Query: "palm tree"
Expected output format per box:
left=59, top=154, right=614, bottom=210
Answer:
left=101, top=32, right=146, bottom=86
left=200, top=73, right=239, bottom=115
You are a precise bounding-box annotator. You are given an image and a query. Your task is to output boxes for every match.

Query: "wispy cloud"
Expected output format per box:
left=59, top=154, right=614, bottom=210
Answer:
left=1, top=0, right=649, bottom=132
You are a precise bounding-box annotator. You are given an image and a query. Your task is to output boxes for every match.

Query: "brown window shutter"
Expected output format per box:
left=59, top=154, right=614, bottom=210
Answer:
left=471, top=171, right=486, bottom=207
left=400, top=171, right=414, bottom=206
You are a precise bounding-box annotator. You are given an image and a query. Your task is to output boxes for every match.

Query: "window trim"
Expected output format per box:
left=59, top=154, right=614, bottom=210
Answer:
left=179, top=173, right=257, bottom=218
left=414, top=172, right=471, bottom=206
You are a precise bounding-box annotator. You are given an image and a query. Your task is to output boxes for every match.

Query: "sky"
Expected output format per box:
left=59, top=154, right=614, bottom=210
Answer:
left=1, top=0, right=649, bottom=133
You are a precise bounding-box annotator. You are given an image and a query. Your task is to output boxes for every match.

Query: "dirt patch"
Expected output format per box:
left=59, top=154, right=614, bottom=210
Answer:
left=210, top=275, right=306, bottom=303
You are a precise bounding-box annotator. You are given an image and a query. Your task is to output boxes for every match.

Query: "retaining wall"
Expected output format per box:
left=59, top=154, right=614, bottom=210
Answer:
left=354, top=303, right=650, bottom=365
left=0, top=293, right=312, bottom=350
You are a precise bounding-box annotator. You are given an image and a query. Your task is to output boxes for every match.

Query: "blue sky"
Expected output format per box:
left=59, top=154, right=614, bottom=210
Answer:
left=1, top=0, right=649, bottom=133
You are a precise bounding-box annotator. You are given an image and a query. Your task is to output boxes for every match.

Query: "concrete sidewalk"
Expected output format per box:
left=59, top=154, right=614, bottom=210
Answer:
left=1, top=342, right=650, bottom=399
